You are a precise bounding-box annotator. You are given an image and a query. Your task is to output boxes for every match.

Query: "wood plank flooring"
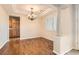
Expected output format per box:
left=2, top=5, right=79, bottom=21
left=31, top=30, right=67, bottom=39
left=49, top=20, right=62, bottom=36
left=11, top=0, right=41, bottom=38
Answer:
left=0, top=37, right=55, bottom=55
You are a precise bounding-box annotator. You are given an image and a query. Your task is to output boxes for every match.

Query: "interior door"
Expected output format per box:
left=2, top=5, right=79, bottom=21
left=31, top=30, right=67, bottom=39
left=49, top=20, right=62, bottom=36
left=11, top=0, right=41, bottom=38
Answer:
left=9, top=16, right=20, bottom=38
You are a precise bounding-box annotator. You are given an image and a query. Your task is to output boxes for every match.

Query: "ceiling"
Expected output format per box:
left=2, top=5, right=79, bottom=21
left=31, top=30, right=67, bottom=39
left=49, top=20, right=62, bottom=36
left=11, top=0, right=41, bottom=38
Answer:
left=1, top=4, right=71, bottom=17
left=1, top=4, right=57, bottom=16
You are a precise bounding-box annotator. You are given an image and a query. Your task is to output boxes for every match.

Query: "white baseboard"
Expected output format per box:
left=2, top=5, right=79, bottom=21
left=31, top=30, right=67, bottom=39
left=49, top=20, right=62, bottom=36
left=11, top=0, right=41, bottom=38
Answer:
left=53, top=48, right=72, bottom=55
left=0, top=40, right=8, bottom=49
left=20, top=36, right=41, bottom=40
left=41, top=36, right=54, bottom=41
left=53, top=50, right=60, bottom=55
left=62, top=48, right=72, bottom=55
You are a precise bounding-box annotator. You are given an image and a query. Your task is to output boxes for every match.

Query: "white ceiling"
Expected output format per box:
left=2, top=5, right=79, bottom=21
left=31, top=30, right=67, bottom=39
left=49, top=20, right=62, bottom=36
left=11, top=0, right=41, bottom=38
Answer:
left=1, top=4, right=57, bottom=16
left=1, top=4, right=71, bottom=17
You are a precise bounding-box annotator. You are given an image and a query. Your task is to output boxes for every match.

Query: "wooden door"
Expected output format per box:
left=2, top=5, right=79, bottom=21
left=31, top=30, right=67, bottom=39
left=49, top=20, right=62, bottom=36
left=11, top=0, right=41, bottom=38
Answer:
left=9, top=16, right=20, bottom=38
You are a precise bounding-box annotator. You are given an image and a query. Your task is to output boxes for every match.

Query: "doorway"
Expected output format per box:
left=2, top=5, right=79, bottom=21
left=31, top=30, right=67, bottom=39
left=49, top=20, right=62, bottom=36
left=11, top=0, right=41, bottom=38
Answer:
left=9, top=16, right=20, bottom=40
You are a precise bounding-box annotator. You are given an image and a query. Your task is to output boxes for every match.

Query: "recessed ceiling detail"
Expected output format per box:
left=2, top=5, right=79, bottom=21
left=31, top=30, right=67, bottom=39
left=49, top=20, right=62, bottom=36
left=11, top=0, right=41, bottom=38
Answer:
left=1, top=4, right=57, bottom=16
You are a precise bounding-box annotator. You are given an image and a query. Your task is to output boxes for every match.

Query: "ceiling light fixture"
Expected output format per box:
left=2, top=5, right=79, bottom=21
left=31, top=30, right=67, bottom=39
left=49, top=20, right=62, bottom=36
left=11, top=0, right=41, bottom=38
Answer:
left=28, top=8, right=37, bottom=21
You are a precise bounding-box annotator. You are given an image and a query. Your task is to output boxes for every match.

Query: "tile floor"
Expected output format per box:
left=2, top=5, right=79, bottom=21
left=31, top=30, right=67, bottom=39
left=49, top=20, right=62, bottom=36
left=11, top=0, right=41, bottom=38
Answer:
left=65, top=49, right=79, bottom=55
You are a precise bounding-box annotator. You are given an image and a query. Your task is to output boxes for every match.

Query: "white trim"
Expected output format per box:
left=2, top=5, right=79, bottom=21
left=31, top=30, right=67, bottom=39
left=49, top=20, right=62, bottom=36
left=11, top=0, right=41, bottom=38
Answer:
left=20, top=36, right=41, bottom=40
left=61, top=48, right=72, bottom=55
left=53, top=48, right=72, bottom=55
left=53, top=50, right=60, bottom=55
left=0, top=40, right=9, bottom=49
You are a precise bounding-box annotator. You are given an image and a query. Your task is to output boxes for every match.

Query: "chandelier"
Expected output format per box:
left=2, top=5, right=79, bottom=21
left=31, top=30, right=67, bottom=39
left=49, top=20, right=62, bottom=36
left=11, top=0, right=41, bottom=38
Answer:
left=28, top=8, right=37, bottom=21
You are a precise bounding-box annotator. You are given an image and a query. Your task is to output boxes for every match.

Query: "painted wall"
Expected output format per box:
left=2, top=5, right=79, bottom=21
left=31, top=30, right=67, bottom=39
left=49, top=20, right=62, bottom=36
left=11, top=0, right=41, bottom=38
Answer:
left=40, top=11, right=58, bottom=41
left=53, top=6, right=73, bottom=54
left=73, top=5, right=79, bottom=50
left=59, top=6, right=73, bottom=54
left=20, top=16, right=40, bottom=39
left=0, top=6, right=9, bottom=49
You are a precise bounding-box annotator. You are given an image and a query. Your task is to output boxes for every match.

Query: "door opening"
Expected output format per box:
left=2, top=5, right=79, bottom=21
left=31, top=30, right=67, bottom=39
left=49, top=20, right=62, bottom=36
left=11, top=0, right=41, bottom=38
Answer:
left=9, top=16, right=20, bottom=40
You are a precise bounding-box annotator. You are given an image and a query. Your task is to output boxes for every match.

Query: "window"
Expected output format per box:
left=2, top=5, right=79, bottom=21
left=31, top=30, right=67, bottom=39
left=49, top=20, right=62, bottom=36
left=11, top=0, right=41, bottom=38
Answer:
left=45, top=15, right=57, bottom=32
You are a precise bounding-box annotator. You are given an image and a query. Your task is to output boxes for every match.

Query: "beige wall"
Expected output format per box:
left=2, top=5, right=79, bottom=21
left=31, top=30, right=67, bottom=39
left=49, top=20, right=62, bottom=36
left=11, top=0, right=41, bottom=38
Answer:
left=0, top=6, right=9, bottom=49
left=54, top=6, right=73, bottom=54
left=20, top=16, right=41, bottom=39
left=59, top=7, right=72, bottom=36
left=59, top=6, right=73, bottom=53
left=40, top=11, right=57, bottom=41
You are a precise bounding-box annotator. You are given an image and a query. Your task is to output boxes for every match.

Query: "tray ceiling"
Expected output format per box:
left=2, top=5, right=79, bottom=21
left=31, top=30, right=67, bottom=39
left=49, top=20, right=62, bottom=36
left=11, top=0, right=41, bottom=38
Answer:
left=1, top=4, right=57, bottom=16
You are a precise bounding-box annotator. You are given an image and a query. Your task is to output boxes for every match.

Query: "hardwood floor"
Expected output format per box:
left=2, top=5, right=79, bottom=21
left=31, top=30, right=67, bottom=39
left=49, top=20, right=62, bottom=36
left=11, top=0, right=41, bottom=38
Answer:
left=0, top=37, right=55, bottom=55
